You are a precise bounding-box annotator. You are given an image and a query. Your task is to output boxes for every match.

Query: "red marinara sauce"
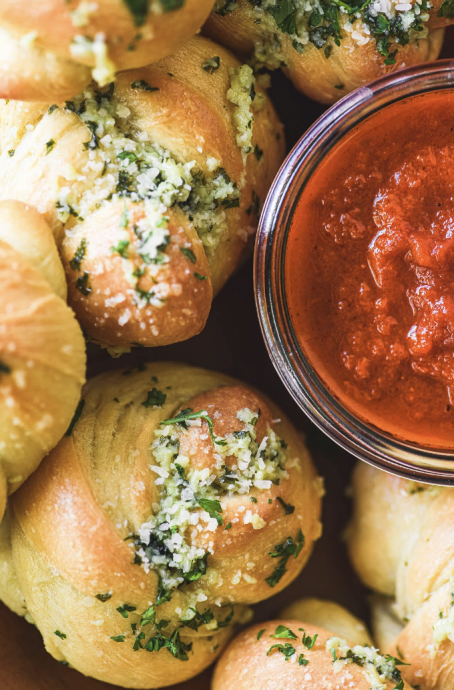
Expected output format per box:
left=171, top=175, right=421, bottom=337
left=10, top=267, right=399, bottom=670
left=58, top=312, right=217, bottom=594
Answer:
left=286, top=91, right=454, bottom=448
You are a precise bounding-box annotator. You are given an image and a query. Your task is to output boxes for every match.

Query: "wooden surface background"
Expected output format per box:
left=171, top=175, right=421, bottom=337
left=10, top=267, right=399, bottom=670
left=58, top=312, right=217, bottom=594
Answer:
left=2, top=31, right=454, bottom=689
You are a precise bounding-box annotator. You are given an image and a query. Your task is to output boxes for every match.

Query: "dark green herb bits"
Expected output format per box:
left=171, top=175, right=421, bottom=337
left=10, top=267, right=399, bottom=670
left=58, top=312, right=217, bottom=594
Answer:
left=267, top=642, right=297, bottom=661
left=257, top=629, right=266, bottom=641
left=7, top=149, right=14, bottom=157
left=439, top=0, right=454, bottom=17
left=111, top=634, right=126, bottom=642
left=96, top=593, right=112, bottom=602
left=254, top=144, right=264, bottom=161
left=267, top=0, right=298, bottom=34
left=45, top=139, right=56, bottom=155
left=300, top=629, right=318, bottom=650
left=69, top=238, right=87, bottom=272
left=194, top=272, right=208, bottom=280
left=203, top=56, right=221, bottom=73
left=54, top=630, right=67, bottom=640
left=198, top=497, right=223, bottom=526
left=270, top=625, right=297, bottom=640
left=83, top=120, right=99, bottom=150
left=48, top=104, right=58, bottom=114
left=144, top=628, right=192, bottom=660
left=276, top=496, right=295, bottom=515
left=75, top=271, right=92, bottom=296
left=111, top=239, right=130, bottom=258
left=117, top=603, right=137, bottom=618
left=179, top=607, right=214, bottom=630
left=160, top=408, right=224, bottom=447
left=123, top=0, right=149, bottom=26
left=142, top=388, right=167, bottom=408
left=180, top=246, right=196, bottom=263
left=131, top=80, right=160, bottom=92
left=65, top=399, right=85, bottom=436
left=0, top=361, right=11, bottom=376
left=265, top=529, right=305, bottom=587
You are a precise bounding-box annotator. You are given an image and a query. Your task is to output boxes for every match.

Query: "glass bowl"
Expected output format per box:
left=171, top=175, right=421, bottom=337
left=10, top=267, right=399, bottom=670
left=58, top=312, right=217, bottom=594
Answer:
left=254, top=60, right=454, bottom=485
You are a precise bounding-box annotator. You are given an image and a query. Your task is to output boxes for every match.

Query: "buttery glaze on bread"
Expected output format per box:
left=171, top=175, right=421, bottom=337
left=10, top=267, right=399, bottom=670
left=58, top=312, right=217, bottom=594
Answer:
left=4, top=362, right=322, bottom=688
left=203, top=0, right=446, bottom=104
left=0, top=0, right=215, bottom=102
left=0, top=36, right=285, bottom=351
left=212, top=611, right=410, bottom=690
left=347, top=462, right=454, bottom=690
left=0, top=200, right=86, bottom=521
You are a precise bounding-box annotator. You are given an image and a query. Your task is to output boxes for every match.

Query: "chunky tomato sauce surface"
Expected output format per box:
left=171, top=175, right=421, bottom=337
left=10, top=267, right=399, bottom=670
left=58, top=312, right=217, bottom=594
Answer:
left=286, top=91, right=454, bottom=447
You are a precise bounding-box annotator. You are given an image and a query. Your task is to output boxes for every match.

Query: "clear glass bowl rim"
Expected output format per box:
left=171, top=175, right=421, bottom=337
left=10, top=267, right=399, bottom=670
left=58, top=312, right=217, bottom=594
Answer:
left=254, top=59, right=454, bottom=486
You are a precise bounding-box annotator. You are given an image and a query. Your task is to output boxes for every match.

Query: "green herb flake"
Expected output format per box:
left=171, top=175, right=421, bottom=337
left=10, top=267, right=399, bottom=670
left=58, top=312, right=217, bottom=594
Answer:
left=300, top=629, right=318, bottom=650
left=298, top=653, right=309, bottom=666
left=45, top=139, right=56, bottom=155
left=276, top=496, right=295, bottom=515
left=250, top=496, right=258, bottom=503
left=270, top=625, right=297, bottom=640
left=198, top=497, right=223, bottom=527
left=69, top=238, right=87, bottom=272
left=111, top=634, right=126, bottom=642
left=180, top=246, right=196, bottom=263
left=203, top=56, right=221, bottom=74
left=257, top=629, right=266, bottom=641
left=194, top=272, right=207, bottom=280
left=225, top=522, right=232, bottom=530
left=123, top=0, right=149, bottom=26
left=0, top=360, right=11, bottom=376
left=7, top=149, right=14, bottom=157
left=117, top=603, right=137, bottom=619
left=75, top=270, right=92, bottom=296
left=96, top=593, right=112, bottom=602
left=54, top=630, right=67, bottom=640
left=267, top=642, right=296, bottom=661
left=48, top=104, right=58, bottom=114
left=65, top=399, right=85, bottom=436
left=142, top=388, right=167, bottom=408
left=111, top=239, right=130, bottom=258
left=438, top=0, right=454, bottom=17
left=265, top=529, right=305, bottom=587
left=131, top=80, right=160, bottom=92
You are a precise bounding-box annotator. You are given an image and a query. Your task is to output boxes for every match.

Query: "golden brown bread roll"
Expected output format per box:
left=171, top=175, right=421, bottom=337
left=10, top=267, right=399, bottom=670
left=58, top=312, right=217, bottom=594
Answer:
left=212, top=612, right=410, bottom=689
left=203, top=0, right=447, bottom=104
left=4, top=362, right=322, bottom=688
left=0, top=0, right=215, bottom=101
left=281, top=597, right=373, bottom=646
left=0, top=199, right=86, bottom=521
left=0, top=35, right=285, bottom=351
left=347, top=461, right=454, bottom=689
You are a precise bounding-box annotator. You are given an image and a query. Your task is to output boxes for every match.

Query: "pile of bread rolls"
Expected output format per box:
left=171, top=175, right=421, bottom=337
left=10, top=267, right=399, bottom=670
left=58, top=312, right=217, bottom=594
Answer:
left=0, top=2, right=452, bottom=690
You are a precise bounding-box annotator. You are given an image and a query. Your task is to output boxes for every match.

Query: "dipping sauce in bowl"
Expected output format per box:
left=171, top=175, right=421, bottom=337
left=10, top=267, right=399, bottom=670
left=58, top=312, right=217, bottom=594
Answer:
left=286, top=89, right=454, bottom=448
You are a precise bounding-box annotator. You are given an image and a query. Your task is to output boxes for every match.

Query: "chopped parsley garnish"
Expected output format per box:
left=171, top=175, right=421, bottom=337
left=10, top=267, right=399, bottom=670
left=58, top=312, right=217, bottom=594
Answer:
left=83, top=120, right=99, bottom=150
left=276, top=496, right=295, bottom=515
left=69, top=238, right=87, bottom=271
left=131, top=80, right=160, bottom=92
left=123, top=0, right=149, bottom=25
left=246, top=190, right=260, bottom=216
left=270, top=625, right=297, bottom=640
left=111, top=239, right=130, bottom=258
left=117, top=603, right=137, bottom=618
left=7, top=149, right=14, bottom=157
left=118, top=151, right=138, bottom=163
left=96, top=593, right=112, bottom=602
left=197, top=497, right=223, bottom=526
left=267, top=642, right=296, bottom=661
left=142, top=388, right=167, bottom=408
left=75, top=270, right=92, bottom=296
left=179, top=607, right=214, bottom=630
left=180, top=246, right=196, bottom=263
left=300, top=629, right=318, bottom=650
left=54, top=630, right=67, bottom=640
left=254, top=144, right=264, bottom=161
left=225, top=522, right=232, bottom=530
left=222, top=197, right=240, bottom=209
left=160, top=408, right=226, bottom=447
left=174, top=463, right=186, bottom=479
left=250, top=496, right=258, bottom=503
left=439, top=0, right=454, bottom=16
left=111, top=634, right=126, bottom=642
left=265, top=529, right=305, bottom=587
left=298, top=653, right=309, bottom=666
left=203, top=56, right=221, bottom=73
left=194, top=272, right=207, bottom=280
left=48, top=104, right=58, bottom=114
left=257, top=629, right=265, bottom=641
left=65, top=399, right=85, bottom=436
left=144, top=628, right=192, bottom=660
left=0, top=360, right=11, bottom=376
left=45, top=139, right=56, bottom=155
